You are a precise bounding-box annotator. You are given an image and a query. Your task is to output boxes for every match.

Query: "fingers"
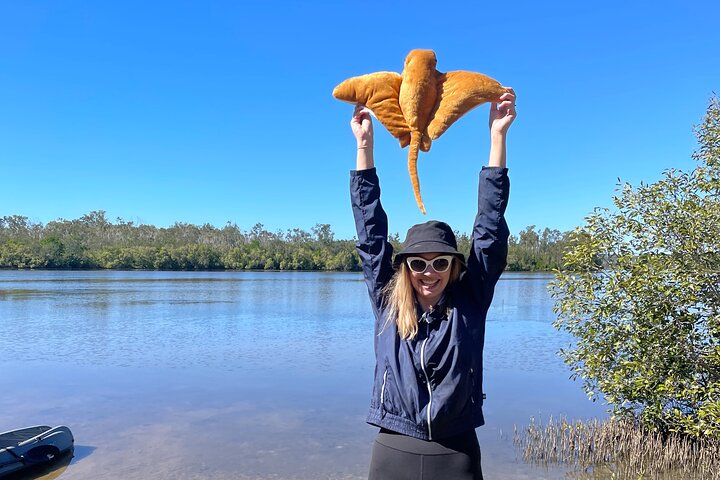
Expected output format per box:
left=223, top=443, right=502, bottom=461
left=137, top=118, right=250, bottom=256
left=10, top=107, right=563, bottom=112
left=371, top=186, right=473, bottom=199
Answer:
left=497, top=100, right=514, bottom=111
left=501, top=87, right=516, bottom=99
left=489, top=88, right=517, bottom=133
left=350, top=104, right=374, bottom=145
left=497, top=87, right=517, bottom=116
left=498, top=88, right=516, bottom=104
left=352, top=104, right=373, bottom=135
left=353, top=104, right=371, bottom=120
left=351, top=105, right=361, bottom=125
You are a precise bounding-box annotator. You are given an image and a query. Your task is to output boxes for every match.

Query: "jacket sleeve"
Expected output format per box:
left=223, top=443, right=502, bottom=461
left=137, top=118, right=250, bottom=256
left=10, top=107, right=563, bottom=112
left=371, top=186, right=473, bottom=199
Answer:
left=350, top=168, right=395, bottom=319
left=465, top=166, right=510, bottom=307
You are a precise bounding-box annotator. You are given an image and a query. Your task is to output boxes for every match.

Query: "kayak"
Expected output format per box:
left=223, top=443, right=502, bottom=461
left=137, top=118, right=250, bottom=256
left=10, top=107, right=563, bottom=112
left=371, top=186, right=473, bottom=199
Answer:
left=0, top=426, right=74, bottom=478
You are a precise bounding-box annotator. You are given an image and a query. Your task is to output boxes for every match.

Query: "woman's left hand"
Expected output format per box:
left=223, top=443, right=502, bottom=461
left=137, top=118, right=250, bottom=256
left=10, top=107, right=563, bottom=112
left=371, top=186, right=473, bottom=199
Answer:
left=489, top=87, right=517, bottom=136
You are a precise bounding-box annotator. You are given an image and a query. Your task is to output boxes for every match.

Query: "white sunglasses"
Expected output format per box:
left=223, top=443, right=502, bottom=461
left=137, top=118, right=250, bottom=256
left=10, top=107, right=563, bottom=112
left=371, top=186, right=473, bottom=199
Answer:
left=405, top=255, right=454, bottom=274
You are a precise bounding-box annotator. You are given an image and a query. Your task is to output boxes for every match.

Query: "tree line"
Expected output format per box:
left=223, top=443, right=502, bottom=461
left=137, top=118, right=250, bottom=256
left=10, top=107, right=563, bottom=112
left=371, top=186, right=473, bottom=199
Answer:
left=0, top=212, right=570, bottom=271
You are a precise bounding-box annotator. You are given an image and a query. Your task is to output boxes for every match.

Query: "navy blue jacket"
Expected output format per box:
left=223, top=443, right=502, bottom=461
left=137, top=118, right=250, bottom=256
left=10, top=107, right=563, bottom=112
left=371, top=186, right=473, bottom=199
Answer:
left=350, top=166, right=510, bottom=441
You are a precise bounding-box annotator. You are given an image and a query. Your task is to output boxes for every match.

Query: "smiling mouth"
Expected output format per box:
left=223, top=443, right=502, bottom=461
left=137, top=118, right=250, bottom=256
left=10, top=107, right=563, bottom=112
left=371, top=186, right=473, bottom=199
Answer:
left=420, top=279, right=440, bottom=288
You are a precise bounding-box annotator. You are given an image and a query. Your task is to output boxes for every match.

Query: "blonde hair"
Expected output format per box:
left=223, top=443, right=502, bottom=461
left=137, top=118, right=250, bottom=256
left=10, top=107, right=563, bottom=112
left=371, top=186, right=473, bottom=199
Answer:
left=382, top=258, right=462, bottom=340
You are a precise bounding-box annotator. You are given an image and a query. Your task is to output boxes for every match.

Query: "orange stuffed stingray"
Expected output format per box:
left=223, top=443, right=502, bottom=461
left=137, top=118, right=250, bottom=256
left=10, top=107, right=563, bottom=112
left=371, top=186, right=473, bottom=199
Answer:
left=333, top=49, right=508, bottom=214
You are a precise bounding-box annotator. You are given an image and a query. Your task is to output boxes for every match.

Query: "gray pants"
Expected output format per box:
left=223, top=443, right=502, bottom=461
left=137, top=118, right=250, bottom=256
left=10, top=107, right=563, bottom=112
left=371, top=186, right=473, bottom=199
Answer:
left=368, top=429, right=483, bottom=480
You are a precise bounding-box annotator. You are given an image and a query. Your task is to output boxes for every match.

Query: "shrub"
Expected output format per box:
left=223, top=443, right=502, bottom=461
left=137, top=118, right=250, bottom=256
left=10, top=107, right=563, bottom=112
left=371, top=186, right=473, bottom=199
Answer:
left=551, top=96, right=720, bottom=438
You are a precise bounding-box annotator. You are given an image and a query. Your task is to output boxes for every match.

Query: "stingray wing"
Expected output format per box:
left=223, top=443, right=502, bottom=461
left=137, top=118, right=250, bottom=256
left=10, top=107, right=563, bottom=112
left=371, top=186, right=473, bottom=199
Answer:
left=427, top=70, right=506, bottom=140
left=333, top=72, right=411, bottom=147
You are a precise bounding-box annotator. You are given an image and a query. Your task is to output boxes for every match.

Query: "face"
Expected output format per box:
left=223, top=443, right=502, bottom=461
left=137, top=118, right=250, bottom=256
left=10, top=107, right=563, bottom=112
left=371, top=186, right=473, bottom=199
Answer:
left=406, top=252, right=453, bottom=308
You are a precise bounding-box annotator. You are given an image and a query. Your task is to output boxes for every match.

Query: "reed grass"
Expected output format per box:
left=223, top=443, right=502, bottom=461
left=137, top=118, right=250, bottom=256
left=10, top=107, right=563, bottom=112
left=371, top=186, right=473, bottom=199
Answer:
left=513, top=416, right=720, bottom=479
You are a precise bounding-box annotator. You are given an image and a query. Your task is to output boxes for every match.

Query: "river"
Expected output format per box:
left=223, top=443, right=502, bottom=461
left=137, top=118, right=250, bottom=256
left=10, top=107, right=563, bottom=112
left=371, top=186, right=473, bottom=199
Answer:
left=0, top=270, right=607, bottom=479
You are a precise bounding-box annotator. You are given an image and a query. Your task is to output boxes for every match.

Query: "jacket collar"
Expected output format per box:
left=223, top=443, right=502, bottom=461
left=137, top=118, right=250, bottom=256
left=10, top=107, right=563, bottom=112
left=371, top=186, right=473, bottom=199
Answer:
left=418, top=293, right=449, bottom=324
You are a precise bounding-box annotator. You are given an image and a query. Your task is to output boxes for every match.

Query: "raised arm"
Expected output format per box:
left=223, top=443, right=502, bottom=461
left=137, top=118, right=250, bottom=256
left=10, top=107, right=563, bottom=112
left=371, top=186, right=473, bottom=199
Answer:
left=466, top=89, right=516, bottom=304
left=488, top=88, right=516, bottom=168
left=349, top=106, right=395, bottom=316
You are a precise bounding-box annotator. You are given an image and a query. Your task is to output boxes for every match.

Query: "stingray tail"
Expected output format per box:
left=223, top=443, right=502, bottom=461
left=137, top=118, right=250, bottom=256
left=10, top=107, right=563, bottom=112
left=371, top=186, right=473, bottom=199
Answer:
left=408, top=132, right=426, bottom=215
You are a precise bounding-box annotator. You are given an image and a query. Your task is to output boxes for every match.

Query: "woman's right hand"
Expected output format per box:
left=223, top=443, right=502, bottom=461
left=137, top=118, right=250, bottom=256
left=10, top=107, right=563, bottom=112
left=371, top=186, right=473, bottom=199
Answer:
left=351, top=105, right=375, bottom=170
left=351, top=104, right=374, bottom=149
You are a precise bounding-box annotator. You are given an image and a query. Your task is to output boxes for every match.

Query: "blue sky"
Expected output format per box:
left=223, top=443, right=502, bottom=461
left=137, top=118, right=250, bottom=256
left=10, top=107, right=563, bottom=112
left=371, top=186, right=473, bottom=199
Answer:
left=1, top=0, right=718, bottom=240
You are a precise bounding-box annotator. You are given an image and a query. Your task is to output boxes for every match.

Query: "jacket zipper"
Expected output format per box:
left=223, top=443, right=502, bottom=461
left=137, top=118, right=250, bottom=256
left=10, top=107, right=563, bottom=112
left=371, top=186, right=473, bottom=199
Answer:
left=470, top=367, right=475, bottom=403
left=380, top=369, right=388, bottom=405
left=420, top=321, right=433, bottom=440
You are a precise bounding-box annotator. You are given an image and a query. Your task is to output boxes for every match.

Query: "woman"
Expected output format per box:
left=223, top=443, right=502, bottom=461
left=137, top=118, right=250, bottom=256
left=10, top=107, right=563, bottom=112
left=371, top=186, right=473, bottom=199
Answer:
left=349, top=88, right=516, bottom=480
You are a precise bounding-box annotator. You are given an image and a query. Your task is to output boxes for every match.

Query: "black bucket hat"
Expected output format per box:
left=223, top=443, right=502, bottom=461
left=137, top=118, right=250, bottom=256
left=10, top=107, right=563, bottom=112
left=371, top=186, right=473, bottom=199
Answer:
left=393, top=220, right=466, bottom=269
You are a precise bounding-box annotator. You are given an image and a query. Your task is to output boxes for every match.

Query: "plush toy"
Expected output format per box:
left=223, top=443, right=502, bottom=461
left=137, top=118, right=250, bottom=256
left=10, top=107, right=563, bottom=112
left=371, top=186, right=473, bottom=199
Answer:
left=334, top=49, right=508, bottom=214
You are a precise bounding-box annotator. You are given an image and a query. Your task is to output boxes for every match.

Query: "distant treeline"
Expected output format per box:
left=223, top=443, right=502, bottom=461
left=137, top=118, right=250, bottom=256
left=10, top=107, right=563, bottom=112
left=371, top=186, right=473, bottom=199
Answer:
left=0, top=211, right=569, bottom=271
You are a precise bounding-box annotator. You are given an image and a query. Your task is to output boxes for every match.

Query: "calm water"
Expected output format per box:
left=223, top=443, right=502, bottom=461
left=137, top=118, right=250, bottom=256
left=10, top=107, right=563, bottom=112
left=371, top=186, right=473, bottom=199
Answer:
left=0, top=271, right=607, bottom=479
